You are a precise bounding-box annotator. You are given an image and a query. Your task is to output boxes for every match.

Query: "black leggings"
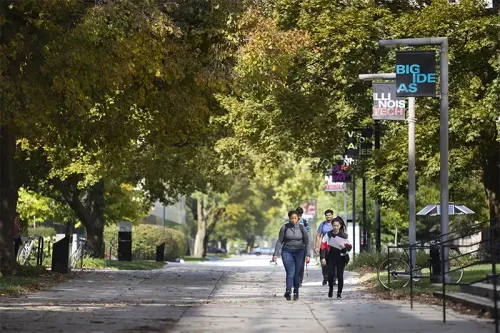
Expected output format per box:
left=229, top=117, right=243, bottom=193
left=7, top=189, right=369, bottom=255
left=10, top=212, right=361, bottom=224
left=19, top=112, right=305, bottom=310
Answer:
left=327, top=257, right=346, bottom=293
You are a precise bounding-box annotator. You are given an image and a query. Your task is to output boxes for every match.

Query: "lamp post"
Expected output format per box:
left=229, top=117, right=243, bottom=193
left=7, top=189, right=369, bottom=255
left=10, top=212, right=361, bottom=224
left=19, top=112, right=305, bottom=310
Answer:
left=358, top=73, right=416, bottom=264
left=359, top=73, right=396, bottom=253
left=379, top=37, right=449, bottom=279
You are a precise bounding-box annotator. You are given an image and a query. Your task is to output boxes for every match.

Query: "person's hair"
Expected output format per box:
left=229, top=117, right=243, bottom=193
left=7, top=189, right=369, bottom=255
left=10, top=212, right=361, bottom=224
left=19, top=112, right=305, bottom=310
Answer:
left=295, top=207, right=304, bottom=215
left=288, top=210, right=298, bottom=219
left=324, top=209, right=334, bottom=215
left=332, top=216, right=346, bottom=232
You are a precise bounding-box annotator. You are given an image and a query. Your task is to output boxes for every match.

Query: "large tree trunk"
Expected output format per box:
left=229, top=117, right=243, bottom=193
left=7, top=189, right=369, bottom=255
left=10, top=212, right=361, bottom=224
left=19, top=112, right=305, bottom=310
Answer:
left=0, top=124, right=19, bottom=275
left=193, top=197, right=225, bottom=258
left=193, top=198, right=206, bottom=257
left=246, top=237, right=255, bottom=253
left=54, top=176, right=106, bottom=258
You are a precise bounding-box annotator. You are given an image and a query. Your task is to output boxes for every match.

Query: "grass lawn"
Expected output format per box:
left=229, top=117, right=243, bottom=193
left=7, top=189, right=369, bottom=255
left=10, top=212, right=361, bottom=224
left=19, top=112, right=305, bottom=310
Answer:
left=0, top=266, right=68, bottom=297
left=80, top=257, right=167, bottom=270
left=182, top=253, right=232, bottom=263
left=358, top=264, right=500, bottom=297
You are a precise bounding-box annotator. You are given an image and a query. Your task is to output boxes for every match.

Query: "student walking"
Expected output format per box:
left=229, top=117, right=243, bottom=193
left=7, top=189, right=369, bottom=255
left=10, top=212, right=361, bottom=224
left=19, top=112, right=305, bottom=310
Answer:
left=296, top=207, right=310, bottom=286
left=272, top=210, right=311, bottom=301
left=320, top=217, right=352, bottom=299
left=315, top=209, right=334, bottom=285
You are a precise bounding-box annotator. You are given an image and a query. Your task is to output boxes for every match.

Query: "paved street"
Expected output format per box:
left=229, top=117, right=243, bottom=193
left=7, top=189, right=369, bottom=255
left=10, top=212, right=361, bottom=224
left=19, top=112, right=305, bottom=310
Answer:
left=0, top=256, right=495, bottom=333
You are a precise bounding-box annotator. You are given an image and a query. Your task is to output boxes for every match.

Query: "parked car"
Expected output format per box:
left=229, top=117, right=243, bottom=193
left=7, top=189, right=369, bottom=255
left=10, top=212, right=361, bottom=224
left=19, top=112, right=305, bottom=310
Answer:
left=207, top=246, right=227, bottom=254
left=250, top=247, right=274, bottom=256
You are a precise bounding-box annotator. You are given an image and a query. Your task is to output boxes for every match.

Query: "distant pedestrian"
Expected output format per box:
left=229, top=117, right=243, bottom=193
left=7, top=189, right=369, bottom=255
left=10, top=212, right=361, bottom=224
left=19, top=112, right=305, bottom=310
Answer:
left=315, top=209, right=334, bottom=285
left=296, top=207, right=310, bottom=287
left=320, top=217, right=352, bottom=299
left=272, top=210, right=310, bottom=301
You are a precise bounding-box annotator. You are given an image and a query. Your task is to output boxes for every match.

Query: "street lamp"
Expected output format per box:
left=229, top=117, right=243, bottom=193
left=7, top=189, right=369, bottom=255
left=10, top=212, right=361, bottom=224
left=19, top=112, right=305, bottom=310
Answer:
left=379, top=37, right=450, bottom=280
left=359, top=73, right=417, bottom=265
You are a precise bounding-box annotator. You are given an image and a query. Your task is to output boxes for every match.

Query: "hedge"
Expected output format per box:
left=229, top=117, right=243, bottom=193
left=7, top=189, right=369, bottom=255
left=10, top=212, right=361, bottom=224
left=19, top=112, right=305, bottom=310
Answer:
left=27, top=227, right=57, bottom=238
left=104, top=224, right=188, bottom=261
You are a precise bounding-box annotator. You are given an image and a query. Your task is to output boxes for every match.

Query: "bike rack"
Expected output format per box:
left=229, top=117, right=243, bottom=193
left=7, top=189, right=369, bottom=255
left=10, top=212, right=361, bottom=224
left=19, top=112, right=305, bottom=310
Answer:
left=36, top=236, right=44, bottom=266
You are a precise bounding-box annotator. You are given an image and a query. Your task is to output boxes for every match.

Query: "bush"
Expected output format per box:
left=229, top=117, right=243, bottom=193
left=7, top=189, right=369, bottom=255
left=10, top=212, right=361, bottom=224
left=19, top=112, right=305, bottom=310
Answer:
left=28, top=227, right=56, bottom=238
left=103, top=224, right=187, bottom=261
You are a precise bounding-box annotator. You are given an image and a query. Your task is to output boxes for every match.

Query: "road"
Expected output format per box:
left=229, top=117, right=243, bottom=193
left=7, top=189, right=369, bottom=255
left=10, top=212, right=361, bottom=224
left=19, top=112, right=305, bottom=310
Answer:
left=0, top=255, right=494, bottom=332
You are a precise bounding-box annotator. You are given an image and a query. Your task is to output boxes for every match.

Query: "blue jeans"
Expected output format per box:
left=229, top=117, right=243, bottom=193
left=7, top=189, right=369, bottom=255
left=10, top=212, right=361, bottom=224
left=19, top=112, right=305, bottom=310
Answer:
left=281, top=247, right=305, bottom=292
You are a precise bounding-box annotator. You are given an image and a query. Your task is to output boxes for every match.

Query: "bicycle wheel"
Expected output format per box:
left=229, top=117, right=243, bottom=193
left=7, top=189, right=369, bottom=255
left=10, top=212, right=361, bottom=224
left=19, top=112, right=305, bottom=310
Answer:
left=448, top=249, right=464, bottom=284
left=377, top=258, right=411, bottom=290
left=17, top=247, right=28, bottom=265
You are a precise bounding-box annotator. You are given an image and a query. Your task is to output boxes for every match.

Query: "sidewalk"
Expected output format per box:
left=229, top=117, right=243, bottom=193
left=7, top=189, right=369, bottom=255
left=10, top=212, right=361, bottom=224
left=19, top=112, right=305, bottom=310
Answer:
left=0, top=256, right=495, bottom=332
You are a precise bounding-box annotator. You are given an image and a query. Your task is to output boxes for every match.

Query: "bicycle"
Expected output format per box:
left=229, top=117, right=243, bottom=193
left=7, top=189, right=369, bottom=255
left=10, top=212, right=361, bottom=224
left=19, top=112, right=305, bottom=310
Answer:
left=377, top=240, right=464, bottom=290
left=17, top=236, right=38, bottom=265
left=71, top=237, right=86, bottom=269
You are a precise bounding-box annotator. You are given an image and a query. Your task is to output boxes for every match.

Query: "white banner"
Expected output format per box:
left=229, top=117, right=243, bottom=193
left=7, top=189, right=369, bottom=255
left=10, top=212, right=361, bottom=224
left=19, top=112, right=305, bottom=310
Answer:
left=325, top=176, right=346, bottom=192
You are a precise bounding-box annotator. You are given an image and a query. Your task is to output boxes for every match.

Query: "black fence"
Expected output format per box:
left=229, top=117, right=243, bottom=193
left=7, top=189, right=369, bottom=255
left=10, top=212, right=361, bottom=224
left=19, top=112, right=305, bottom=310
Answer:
left=385, top=224, right=499, bottom=332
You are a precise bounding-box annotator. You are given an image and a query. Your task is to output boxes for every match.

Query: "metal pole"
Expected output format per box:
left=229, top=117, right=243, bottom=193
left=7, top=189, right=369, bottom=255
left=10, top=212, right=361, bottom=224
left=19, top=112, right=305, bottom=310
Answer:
left=162, top=204, right=166, bottom=228
left=352, top=177, right=356, bottom=261
left=410, top=244, right=414, bottom=309
left=343, top=188, right=348, bottom=230
left=375, top=120, right=381, bottom=252
left=378, top=37, right=450, bottom=280
left=358, top=74, right=397, bottom=253
left=439, top=39, right=450, bottom=279
left=362, top=177, right=367, bottom=252
left=441, top=243, right=446, bottom=323
left=408, top=97, right=417, bottom=269
left=335, top=192, right=339, bottom=216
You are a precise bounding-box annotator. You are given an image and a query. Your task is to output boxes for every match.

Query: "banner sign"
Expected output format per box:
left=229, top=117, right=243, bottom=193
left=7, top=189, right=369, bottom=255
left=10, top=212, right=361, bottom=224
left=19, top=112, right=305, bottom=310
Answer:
left=396, top=50, right=436, bottom=97
left=330, top=156, right=352, bottom=183
left=325, top=177, right=346, bottom=192
left=346, top=128, right=373, bottom=158
left=373, top=83, right=405, bottom=121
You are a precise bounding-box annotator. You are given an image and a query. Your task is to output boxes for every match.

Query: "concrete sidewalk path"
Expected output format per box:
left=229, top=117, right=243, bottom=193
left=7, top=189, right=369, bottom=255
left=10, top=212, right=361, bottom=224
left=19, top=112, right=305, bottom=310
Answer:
left=0, top=256, right=495, bottom=333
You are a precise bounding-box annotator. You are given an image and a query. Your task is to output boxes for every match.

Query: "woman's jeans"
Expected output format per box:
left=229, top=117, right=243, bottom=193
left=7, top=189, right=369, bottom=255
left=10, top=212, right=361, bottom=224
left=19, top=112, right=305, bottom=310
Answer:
left=281, top=247, right=305, bottom=292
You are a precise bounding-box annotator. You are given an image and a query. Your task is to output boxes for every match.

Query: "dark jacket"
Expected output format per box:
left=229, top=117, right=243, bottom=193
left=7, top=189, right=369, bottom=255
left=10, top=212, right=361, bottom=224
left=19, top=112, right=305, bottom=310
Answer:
left=319, top=231, right=352, bottom=260
left=273, top=222, right=310, bottom=257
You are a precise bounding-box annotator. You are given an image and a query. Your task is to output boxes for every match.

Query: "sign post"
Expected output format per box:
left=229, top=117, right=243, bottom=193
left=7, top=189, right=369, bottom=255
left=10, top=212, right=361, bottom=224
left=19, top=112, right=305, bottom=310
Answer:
left=359, top=73, right=405, bottom=253
left=379, top=37, right=449, bottom=281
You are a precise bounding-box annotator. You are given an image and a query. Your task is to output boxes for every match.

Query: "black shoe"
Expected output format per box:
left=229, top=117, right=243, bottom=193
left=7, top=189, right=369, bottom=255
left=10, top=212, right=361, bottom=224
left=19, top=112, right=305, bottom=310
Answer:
left=328, top=287, right=333, bottom=298
left=337, top=292, right=342, bottom=299
left=332, top=281, right=337, bottom=286
left=293, top=294, right=299, bottom=301
left=284, top=289, right=291, bottom=301
left=322, top=278, right=328, bottom=286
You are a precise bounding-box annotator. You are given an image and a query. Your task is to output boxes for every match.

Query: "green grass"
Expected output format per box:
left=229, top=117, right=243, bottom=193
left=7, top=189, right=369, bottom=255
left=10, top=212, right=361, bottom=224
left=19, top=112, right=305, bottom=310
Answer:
left=182, top=256, right=209, bottom=263
left=0, top=266, right=67, bottom=297
left=181, top=253, right=231, bottom=263
left=360, top=264, right=500, bottom=296
left=80, top=257, right=166, bottom=270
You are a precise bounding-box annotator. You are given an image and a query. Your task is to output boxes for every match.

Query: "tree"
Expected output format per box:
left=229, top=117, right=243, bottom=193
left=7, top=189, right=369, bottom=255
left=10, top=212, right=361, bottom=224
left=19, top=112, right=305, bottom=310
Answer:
left=192, top=189, right=227, bottom=258
left=1, top=0, right=240, bottom=268
left=220, top=0, right=500, bottom=236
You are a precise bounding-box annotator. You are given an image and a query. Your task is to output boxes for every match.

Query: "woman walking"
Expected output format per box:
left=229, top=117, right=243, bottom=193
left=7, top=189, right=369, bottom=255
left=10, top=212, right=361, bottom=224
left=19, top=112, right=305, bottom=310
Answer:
left=320, top=217, right=352, bottom=299
left=272, top=210, right=311, bottom=301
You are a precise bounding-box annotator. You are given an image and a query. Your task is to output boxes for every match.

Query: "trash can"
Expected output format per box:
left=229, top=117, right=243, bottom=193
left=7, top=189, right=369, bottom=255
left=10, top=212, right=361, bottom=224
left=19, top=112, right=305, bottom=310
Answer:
left=118, top=221, right=132, bottom=261
left=430, top=244, right=441, bottom=282
left=52, top=234, right=73, bottom=273
left=156, top=243, right=165, bottom=262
